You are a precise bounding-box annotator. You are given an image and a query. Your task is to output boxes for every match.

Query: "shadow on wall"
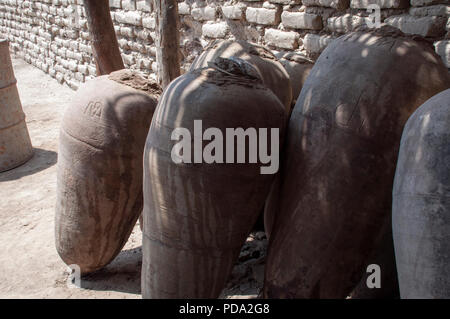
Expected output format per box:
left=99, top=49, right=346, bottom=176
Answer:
left=79, top=246, right=142, bottom=295
left=0, top=148, right=57, bottom=182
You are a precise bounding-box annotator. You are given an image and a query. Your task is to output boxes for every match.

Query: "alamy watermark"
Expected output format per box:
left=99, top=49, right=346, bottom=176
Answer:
left=170, top=120, right=280, bottom=175
left=66, top=264, right=81, bottom=289
left=366, top=4, right=381, bottom=29
left=366, top=264, right=381, bottom=289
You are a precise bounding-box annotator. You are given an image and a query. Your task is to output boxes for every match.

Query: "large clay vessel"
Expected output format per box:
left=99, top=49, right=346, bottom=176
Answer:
left=142, top=58, right=286, bottom=298
left=55, top=69, right=160, bottom=274
left=275, top=52, right=314, bottom=113
left=0, top=39, right=33, bottom=172
left=393, top=89, right=450, bottom=299
left=263, top=26, right=450, bottom=298
left=189, top=40, right=292, bottom=113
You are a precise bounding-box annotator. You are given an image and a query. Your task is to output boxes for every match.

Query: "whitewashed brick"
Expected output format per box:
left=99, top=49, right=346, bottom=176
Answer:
left=191, top=6, right=217, bottom=21
left=116, top=11, right=142, bottom=26
left=48, top=67, right=56, bottom=77
left=385, top=15, right=446, bottom=37
left=121, top=0, right=136, bottom=10
left=327, top=14, right=368, bottom=33
left=118, top=38, right=129, bottom=49
left=151, top=61, right=158, bottom=73
left=303, top=33, right=335, bottom=55
left=109, top=0, right=121, bottom=9
left=137, top=58, right=151, bottom=69
left=409, top=5, right=450, bottom=18
left=302, top=0, right=349, bottom=10
left=74, top=71, right=84, bottom=82
left=66, top=79, right=80, bottom=90
left=124, top=11, right=142, bottom=26
left=178, top=2, right=190, bottom=15
left=246, top=7, right=280, bottom=26
left=264, top=28, right=299, bottom=49
left=55, top=72, right=64, bottom=83
left=262, top=1, right=278, bottom=8
left=88, top=65, right=97, bottom=76
left=79, top=43, right=91, bottom=53
left=281, top=12, right=323, bottom=30
left=351, top=0, right=409, bottom=9
left=120, top=26, right=134, bottom=37
left=135, top=28, right=152, bottom=42
left=222, top=5, right=245, bottom=20
left=129, top=41, right=145, bottom=52
left=202, top=21, right=229, bottom=38
left=142, top=16, right=156, bottom=29
left=78, top=64, right=88, bottom=75
left=67, top=60, right=78, bottom=71
left=268, top=0, right=295, bottom=4
left=122, top=53, right=135, bottom=65
left=136, top=0, right=151, bottom=12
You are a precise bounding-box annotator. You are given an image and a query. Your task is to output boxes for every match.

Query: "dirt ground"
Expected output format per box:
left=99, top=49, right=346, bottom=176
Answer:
left=0, top=58, right=264, bottom=299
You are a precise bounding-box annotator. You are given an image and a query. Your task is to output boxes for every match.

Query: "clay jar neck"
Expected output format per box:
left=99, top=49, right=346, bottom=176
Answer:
left=199, top=57, right=264, bottom=87
left=108, top=69, right=162, bottom=97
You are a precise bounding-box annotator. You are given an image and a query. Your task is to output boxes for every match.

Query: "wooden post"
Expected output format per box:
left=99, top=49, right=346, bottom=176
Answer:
left=154, top=0, right=181, bottom=88
left=83, top=0, right=124, bottom=76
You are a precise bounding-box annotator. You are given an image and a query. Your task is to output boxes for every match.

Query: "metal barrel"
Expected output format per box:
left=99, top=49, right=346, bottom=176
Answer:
left=0, top=39, right=33, bottom=172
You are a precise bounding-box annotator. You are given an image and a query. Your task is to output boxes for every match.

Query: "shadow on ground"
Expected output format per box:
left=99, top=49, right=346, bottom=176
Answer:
left=79, top=246, right=142, bottom=295
left=0, top=147, right=57, bottom=182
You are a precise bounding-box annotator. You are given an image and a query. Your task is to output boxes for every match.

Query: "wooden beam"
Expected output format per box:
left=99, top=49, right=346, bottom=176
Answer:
left=83, top=0, right=124, bottom=76
left=154, top=0, right=181, bottom=88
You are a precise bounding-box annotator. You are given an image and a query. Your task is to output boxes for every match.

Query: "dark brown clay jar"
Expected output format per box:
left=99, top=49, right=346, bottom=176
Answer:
left=264, top=27, right=450, bottom=298
left=55, top=69, right=159, bottom=274
left=189, top=40, right=293, bottom=113
left=142, top=58, right=286, bottom=298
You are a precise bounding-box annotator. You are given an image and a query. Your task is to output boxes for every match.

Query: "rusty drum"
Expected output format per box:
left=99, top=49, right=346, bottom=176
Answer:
left=0, top=39, right=33, bottom=172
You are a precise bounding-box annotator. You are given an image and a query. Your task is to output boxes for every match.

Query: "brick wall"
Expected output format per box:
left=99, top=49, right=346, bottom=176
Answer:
left=0, top=0, right=448, bottom=90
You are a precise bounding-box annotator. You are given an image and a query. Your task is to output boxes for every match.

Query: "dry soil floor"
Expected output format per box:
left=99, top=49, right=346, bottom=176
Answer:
left=0, top=58, right=264, bottom=299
